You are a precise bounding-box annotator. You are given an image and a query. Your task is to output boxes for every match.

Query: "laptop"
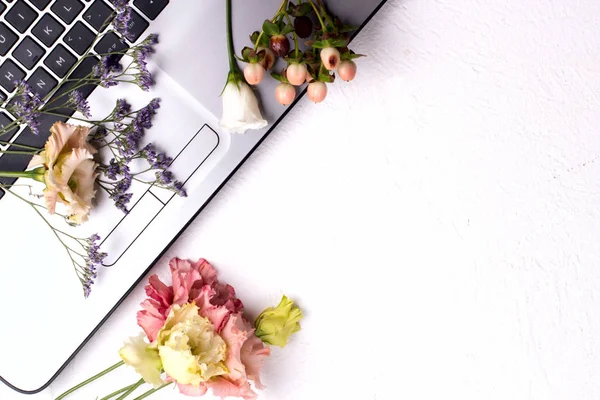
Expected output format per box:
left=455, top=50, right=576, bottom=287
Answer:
left=0, top=0, right=387, bottom=394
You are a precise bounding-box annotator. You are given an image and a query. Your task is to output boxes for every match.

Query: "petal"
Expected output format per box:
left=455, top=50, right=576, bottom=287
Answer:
left=137, top=310, right=166, bottom=343
left=119, top=334, right=164, bottom=387
left=241, top=334, right=270, bottom=390
left=145, top=274, right=174, bottom=307
left=177, top=382, right=208, bottom=397
left=170, top=258, right=202, bottom=305
left=27, top=153, right=46, bottom=169
left=193, top=258, right=218, bottom=286
left=219, top=82, right=267, bottom=135
left=207, top=377, right=257, bottom=400
left=219, top=313, right=251, bottom=383
left=192, top=286, right=231, bottom=332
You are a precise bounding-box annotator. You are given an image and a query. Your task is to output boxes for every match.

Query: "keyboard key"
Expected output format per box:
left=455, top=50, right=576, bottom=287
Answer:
left=124, top=9, right=149, bottom=42
left=0, top=112, right=18, bottom=141
left=0, top=188, right=4, bottom=200
left=0, top=4, right=6, bottom=15
left=64, top=21, right=95, bottom=55
left=5, top=1, right=38, bottom=33
left=29, top=0, right=52, bottom=11
left=27, top=67, right=57, bottom=99
left=51, top=0, right=84, bottom=24
left=0, top=89, right=7, bottom=104
left=0, top=60, right=26, bottom=92
left=12, top=37, right=45, bottom=70
left=83, top=0, right=113, bottom=32
left=133, top=0, right=168, bottom=21
left=32, top=14, right=65, bottom=47
left=94, top=31, right=128, bottom=58
left=0, top=22, right=18, bottom=56
left=44, top=44, right=77, bottom=77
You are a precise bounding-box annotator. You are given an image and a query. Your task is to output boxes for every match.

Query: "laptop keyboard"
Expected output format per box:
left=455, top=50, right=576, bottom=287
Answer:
left=0, top=0, right=170, bottom=199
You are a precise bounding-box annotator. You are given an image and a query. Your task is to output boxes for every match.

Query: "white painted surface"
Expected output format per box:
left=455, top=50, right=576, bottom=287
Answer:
left=3, top=0, right=600, bottom=398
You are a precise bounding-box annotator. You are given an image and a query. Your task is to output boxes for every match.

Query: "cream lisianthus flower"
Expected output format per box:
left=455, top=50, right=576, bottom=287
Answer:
left=28, top=122, right=98, bottom=224
left=219, top=72, right=268, bottom=134
left=119, top=334, right=163, bottom=387
left=156, top=303, right=228, bottom=386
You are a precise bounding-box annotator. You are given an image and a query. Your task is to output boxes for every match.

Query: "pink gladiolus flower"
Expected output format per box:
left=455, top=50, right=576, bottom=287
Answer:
left=136, top=258, right=270, bottom=399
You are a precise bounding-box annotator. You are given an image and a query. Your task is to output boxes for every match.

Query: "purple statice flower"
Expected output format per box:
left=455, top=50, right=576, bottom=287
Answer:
left=114, top=98, right=131, bottom=120
left=11, top=81, right=42, bottom=134
left=106, top=158, right=121, bottom=180
left=112, top=0, right=132, bottom=39
left=93, top=55, right=122, bottom=88
left=112, top=191, right=133, bottom=214
left=82, top=233, right=107, bottom=298
left=173, top=181, right=187, bottom=197
left=109, top=165, right=133, bottom=213
left=156, top=170, right=173, bottom=185
left=143, top=143, right=172, bottom=169
left=68, top=90, right=91, bottom=118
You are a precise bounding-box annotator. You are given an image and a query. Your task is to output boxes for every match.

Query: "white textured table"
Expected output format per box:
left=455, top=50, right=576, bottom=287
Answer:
left=4, top=0, right=600, bottom=399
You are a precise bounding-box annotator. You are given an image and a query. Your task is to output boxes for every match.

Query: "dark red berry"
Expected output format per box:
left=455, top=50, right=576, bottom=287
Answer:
left=270, top=34, right=291, bottom=57
left=294, top=16, right=313, bottom=39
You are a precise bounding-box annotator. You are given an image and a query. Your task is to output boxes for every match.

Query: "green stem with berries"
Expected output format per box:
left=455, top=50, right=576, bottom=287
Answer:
left=253, top=0, right=289, bottom=51
left=307, top=0, right=327, bottom=31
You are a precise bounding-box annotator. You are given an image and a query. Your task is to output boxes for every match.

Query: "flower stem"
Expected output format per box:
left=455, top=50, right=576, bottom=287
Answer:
left=253, top=0, right=289, bottom=51
left=99, top=384, right=136, bottom=400
left=54, top=361, right=124, bottom=400
left=307, top=0, right=326, bottom=31
left=226, top=0, right=236, bottom=73
left=284, top=13, right=300, bottom=58
left=114, top=378, right=145, bottom=400
left=132, top=382, right=173, bottom=400
left=0, top=170, right=38, bottom=179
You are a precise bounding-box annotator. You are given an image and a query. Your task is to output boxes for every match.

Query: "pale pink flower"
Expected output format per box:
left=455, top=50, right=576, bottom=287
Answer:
left=28, top=122, right=98, bottom=224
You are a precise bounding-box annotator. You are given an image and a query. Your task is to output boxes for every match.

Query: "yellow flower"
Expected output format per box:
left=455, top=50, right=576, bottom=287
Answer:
left=28, top=122, right=98, bottom=224
left=255, top=295, right=303, bottom=348
left=119, top=334, right=163, bottom=387
left=156, top=303, right=228, bottom=386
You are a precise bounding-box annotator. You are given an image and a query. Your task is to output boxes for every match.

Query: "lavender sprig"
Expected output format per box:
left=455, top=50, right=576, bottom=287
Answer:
left=96, top=98, right=187, bottom=214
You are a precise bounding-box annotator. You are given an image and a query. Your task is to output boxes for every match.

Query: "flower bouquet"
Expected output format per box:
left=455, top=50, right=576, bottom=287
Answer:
left=0, top=2, right=186, bottom=297
left=54, top=257, right=303, bottom=400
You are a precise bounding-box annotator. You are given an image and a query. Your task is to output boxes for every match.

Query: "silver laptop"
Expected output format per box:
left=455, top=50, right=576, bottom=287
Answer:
left=0, top=0, right=387, bottom=394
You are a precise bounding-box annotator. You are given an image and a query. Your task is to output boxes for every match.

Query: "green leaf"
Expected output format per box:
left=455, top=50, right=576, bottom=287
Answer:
left=339, top=24, right=359, bottom=33
left=263, top=20, right=280, bottom=36
left=311, top=40, right=326, bottom=49
left=250, top=31, right=260, bottom=44
left=270, top=72, right=285, bottom=83
left=281, top=23, right=295, bottom=36
left=241, top=46, right=255, bottom=62
left=330, top=38, right=349, bottom=48
left=319, top=72, right=335, bottom=83
left=288, top=3, right=313, bottom=17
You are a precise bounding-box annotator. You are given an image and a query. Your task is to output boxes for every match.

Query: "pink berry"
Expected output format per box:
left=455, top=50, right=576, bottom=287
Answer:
left=337, top=60, right=357, bottom=82
left=275, top=83, right=296, bottom=106
left=307, top=81, right=327, bottom=103
left=244, top=63, right=265, bottom=85
left=286, top=63, right=307, bottom=86
left=320, top=47, right=341, bottom=71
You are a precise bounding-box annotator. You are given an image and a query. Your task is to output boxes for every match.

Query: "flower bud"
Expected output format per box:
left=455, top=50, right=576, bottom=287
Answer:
left=307, top=81, right=327, bottom=103
left=255, top=295, right=303, bottom=348
left=243, top=63, right=265, bottom=85
left=270, top=34, right=290, bottom=57
left=286, top=63, right=307, bottom=86
left=258, top=47, right=276, bottom=71
left=337, top=60, right=357, bottom=82
left=275, top=83, right=296, bottom=106
left=320, top=47, right=341, bottom=70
